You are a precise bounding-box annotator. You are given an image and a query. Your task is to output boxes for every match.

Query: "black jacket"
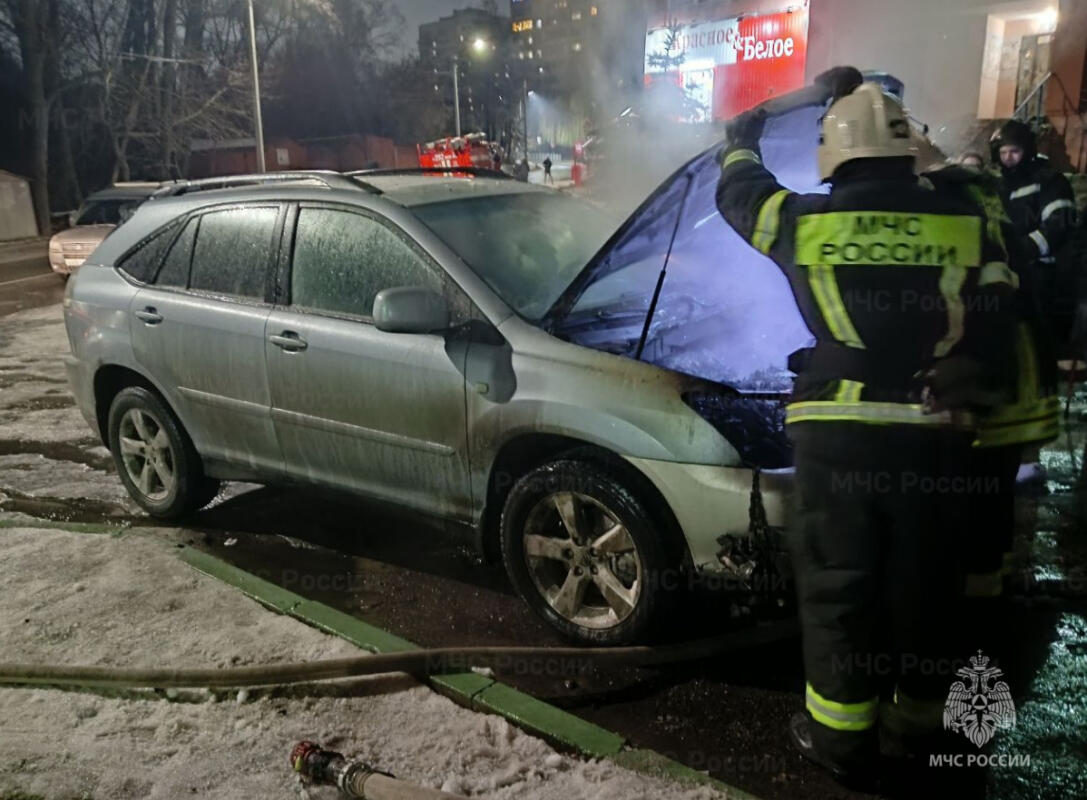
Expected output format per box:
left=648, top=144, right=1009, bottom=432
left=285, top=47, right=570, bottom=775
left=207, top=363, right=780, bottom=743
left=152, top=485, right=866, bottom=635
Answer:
left=717, top=149, right=1017, bottom=427
left=925, top=165, right=1060, bottom=446
left=999, top=156, right=1077, bottom=265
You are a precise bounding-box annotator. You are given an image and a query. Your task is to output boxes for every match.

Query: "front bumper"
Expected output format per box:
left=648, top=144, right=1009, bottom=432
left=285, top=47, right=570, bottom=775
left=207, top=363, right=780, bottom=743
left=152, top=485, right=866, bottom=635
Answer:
left=49, top=245, right=88, bottom=275
left=623, top=456, right=793, bottom=574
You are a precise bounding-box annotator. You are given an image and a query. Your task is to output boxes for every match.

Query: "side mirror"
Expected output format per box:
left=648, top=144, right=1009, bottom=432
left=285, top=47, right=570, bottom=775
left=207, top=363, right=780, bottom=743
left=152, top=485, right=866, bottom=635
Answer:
left=373, top=287, right=449, bottom=334
left=67, top=211, right=79, bottom=227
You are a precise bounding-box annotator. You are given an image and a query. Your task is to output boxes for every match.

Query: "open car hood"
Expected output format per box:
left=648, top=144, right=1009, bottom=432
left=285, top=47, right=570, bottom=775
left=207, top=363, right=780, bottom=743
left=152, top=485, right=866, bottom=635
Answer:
left=546, top=99, right=831, bottom=396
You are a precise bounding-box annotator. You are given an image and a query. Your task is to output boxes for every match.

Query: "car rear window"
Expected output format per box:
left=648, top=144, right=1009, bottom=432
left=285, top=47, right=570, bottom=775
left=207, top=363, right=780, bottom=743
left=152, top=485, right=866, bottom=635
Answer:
left=189, top=207, right=278, bottom=299
left=156, top=217, right=198, bottom=288
left=75, top=198, right=142, bottom=225
left=116, top=221, right=181, bottom=284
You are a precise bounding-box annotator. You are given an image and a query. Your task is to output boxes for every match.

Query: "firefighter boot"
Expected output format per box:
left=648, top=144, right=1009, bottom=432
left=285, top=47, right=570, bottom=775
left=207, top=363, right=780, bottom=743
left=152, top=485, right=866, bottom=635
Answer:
left=789, top=712, right=880, bottom=790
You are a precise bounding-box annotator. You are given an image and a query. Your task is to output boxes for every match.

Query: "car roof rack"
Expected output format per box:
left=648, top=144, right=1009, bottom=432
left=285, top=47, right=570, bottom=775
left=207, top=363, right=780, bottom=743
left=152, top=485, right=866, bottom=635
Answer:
left=345, top=167, right=512, bottom=181
left=151, top=171, right=370, bottom=199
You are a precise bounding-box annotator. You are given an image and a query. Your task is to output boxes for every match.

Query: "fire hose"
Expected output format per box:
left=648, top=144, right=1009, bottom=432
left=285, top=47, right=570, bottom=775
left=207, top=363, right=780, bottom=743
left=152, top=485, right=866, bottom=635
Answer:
left=1, top=625, right=795, bottom=798
left=291, top=740, right=467, bottom=799
left=0, top=620, right=795, bottom=689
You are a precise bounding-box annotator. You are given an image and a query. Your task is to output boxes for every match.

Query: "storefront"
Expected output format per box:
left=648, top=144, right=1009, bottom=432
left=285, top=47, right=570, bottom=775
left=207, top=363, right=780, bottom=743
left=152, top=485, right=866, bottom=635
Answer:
left=644, top=1, right=809, bottom=122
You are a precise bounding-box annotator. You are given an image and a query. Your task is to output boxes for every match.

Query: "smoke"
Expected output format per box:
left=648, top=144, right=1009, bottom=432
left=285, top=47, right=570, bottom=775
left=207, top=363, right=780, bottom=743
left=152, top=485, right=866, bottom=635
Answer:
left=564, top=0, right=723, bottom=217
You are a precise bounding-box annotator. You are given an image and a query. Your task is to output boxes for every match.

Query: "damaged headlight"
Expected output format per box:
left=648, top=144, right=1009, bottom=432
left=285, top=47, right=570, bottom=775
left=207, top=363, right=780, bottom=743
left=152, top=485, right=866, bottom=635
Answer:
left=682, top=389, right=792, bottom=469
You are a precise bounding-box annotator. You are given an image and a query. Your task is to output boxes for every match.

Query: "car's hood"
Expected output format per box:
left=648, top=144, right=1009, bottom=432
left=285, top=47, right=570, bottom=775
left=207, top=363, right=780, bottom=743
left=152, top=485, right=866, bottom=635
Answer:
left=545, top=98, right=829, bottom=395
left=51, top=224, right=115, bottom=245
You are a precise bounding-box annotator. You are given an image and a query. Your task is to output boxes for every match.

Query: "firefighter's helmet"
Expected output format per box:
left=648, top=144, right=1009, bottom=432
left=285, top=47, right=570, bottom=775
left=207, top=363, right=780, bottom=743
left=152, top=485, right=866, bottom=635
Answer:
left=989, top=119, right=1037, bottom=165
left=817, top=82, right=917, bottom=181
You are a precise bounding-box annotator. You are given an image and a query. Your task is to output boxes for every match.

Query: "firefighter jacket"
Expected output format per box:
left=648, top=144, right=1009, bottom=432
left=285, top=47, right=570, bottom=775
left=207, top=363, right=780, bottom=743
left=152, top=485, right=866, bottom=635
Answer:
left=717, top=148, right=1018, bottom=429
left=1000, top=156, right=1077, bottom=267
left=928, top=165, right=1061, bottom=448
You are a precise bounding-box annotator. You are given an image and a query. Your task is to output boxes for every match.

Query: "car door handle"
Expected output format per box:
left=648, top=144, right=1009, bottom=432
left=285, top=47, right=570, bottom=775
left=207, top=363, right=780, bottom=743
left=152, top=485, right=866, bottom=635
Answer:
left=134, top=307, right=163, bottom=325
left=269, top=332, right=308, bottom=352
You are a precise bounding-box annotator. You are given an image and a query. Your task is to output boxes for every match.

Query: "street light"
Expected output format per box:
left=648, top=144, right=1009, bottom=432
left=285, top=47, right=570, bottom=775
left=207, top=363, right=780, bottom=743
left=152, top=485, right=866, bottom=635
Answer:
left=246, top=0, right=266, bottom=172
left=453, top=37, right=490, bottom=137
left=523, top=84, right=533, bottom=162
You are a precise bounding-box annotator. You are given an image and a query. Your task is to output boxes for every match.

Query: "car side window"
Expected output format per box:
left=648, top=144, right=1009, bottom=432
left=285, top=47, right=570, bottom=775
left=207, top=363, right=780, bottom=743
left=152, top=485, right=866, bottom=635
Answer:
left=116, top=221, right=180, bottom=283
left=290, top=207, right=444, bottom=319
left=189, top=207, right=278, bottom=299
left=156, top=217, right=198, bottom=288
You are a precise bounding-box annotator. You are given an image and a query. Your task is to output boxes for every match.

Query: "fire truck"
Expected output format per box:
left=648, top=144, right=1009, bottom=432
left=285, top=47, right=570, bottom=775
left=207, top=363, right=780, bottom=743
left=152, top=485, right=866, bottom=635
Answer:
left=417, top=133, right=502, bottom=171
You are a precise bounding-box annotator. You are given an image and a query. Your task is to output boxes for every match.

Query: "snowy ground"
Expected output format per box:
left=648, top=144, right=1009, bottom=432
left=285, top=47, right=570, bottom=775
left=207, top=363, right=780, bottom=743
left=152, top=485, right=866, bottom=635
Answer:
left=0, top=306, right=735, bottom=798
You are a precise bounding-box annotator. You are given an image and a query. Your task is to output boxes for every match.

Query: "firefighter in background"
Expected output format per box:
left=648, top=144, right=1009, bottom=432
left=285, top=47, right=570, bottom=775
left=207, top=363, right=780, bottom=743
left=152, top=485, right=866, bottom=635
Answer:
left=990, top=121, right=1074, bottom=486
left=990, top=121, right=1078, bottom=349
left=922, top=159, right=1061, bottom=601
left=717, top=72, right=1018, bottom=784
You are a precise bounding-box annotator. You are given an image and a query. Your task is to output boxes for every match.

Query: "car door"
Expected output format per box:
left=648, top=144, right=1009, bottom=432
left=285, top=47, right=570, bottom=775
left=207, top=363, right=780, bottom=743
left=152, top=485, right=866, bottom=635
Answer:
left=129, top=204, right=285, bottom=474
left=265, top=203, right=472, bottom=520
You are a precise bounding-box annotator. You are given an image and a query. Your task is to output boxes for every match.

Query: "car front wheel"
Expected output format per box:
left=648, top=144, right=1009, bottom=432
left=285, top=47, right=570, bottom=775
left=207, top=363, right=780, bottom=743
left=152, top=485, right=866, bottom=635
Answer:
left=500, top=459, right=673, bottom=645
left=107, top=386, right=219, bottom=519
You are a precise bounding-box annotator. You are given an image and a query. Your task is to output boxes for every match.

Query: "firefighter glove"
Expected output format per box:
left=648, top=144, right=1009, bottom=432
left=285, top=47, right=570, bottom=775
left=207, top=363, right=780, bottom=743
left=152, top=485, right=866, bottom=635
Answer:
left=726, top=107, right=768, bottom=150
left=813, top=66, right=865, bottom=103
left=917, top=355, right=1011, bottom=414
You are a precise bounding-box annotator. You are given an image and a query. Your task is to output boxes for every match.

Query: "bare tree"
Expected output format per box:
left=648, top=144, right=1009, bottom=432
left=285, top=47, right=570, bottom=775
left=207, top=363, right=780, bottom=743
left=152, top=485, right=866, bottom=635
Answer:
left=2, top=0, right=59, bottom=230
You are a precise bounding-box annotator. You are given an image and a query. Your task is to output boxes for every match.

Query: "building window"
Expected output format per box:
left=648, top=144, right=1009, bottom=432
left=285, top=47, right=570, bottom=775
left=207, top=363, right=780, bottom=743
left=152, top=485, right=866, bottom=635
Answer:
left=536, top=19, right=542, bottom=28
left=573, top=42, right=581, bottom=51
left=512, top=19, right=532, bottom=33
left=591, top=6, right=598, bottom=15
left=572, top=12, right=581, bottom=20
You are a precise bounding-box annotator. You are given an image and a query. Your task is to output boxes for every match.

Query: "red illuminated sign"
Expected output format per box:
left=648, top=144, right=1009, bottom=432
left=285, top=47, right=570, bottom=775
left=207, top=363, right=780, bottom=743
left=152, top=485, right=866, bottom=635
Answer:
left=644, top=8, right=809, bottom=121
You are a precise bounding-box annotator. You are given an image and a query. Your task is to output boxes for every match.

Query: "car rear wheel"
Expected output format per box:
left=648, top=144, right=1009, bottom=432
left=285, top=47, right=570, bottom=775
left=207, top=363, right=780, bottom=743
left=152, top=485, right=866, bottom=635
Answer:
left=500, top=459, right=672, bottom=645
left=107, top=387, right=219, bottom=519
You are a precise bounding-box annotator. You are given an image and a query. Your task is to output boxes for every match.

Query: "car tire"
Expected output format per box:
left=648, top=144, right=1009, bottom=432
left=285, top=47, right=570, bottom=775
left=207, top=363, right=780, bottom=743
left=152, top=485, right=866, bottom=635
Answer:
left=107, top=386, right=220, bottom=519
left=500, top=459, right=673, bottom=645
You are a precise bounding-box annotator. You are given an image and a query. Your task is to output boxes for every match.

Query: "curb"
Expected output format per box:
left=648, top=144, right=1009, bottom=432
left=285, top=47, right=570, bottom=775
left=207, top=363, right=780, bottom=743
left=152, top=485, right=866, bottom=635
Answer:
left=0, top=518, right=127, bottom=535
left=178, top=546, right=757, bottom=798
left=0, top=236, right=49, bottom=260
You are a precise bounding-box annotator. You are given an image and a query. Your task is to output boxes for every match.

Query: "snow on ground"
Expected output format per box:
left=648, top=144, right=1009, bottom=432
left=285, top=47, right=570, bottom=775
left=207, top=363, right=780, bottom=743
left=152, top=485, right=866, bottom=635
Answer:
left=0, top=525, right=729, bottom=800
left=0, top=304, right=736, bottom=798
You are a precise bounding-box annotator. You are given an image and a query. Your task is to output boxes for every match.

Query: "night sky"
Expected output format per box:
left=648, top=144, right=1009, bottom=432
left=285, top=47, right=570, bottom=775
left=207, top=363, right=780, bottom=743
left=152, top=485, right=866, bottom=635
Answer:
left=396, top=1, right=509, bottom=55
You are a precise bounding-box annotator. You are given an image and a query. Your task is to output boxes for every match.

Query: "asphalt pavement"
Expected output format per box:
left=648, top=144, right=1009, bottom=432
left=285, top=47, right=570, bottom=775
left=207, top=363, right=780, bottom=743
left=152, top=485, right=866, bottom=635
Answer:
left=0, top=238, right=62, bottom=318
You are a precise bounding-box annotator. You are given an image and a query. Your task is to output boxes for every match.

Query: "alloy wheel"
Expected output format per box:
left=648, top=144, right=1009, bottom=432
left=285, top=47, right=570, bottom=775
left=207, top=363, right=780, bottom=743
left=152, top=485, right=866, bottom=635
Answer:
left=522, top=491, right=643, bottom=630
left=118, top=408, right=175, bottom=502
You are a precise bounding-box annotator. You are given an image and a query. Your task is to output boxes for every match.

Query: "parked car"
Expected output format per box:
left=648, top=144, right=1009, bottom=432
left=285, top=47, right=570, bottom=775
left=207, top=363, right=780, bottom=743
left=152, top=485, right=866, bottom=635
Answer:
left=49, top=183, right=159, bottom=279
left=62, top=120, right=824, bottom=642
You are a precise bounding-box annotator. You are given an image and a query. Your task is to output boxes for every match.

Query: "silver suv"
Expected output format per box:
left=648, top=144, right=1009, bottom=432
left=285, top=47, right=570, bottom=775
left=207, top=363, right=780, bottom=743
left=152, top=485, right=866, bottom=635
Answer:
left=63, top=167, right=799, bottom=645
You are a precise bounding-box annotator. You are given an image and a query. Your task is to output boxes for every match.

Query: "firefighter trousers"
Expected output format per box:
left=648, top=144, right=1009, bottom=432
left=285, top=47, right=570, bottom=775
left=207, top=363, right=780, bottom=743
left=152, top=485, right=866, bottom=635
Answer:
left=963, top=444, right=1021, bottom=598
left=789, top=422, right=974, bottom=767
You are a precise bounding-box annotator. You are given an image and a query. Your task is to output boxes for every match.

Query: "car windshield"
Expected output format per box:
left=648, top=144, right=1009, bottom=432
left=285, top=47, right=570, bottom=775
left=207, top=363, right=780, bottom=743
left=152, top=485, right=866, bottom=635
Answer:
left=74, top=198, right=141, bottom=225
left=411, top=193, right=617, bottom=321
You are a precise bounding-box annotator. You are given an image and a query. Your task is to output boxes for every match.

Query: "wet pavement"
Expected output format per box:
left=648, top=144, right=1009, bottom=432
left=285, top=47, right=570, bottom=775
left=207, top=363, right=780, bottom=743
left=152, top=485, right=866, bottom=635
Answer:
left=1, top=299, right=1085, bottom=800
left=0, top=241, right=61, bottom=317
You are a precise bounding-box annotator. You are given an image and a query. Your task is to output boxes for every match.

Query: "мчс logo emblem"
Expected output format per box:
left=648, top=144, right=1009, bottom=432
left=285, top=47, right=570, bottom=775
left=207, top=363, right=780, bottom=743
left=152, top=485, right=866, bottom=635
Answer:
left=943, top=650, right=1017, bottom=748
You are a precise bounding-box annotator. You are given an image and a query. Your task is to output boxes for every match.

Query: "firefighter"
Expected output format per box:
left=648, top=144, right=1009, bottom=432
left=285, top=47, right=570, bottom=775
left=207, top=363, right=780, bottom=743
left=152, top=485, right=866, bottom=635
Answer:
left=990, top=120, right=1078, bottom=348
left=717, top=75, right=1018, bottom=783
left=929, top=149, right=1062, bottom=600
